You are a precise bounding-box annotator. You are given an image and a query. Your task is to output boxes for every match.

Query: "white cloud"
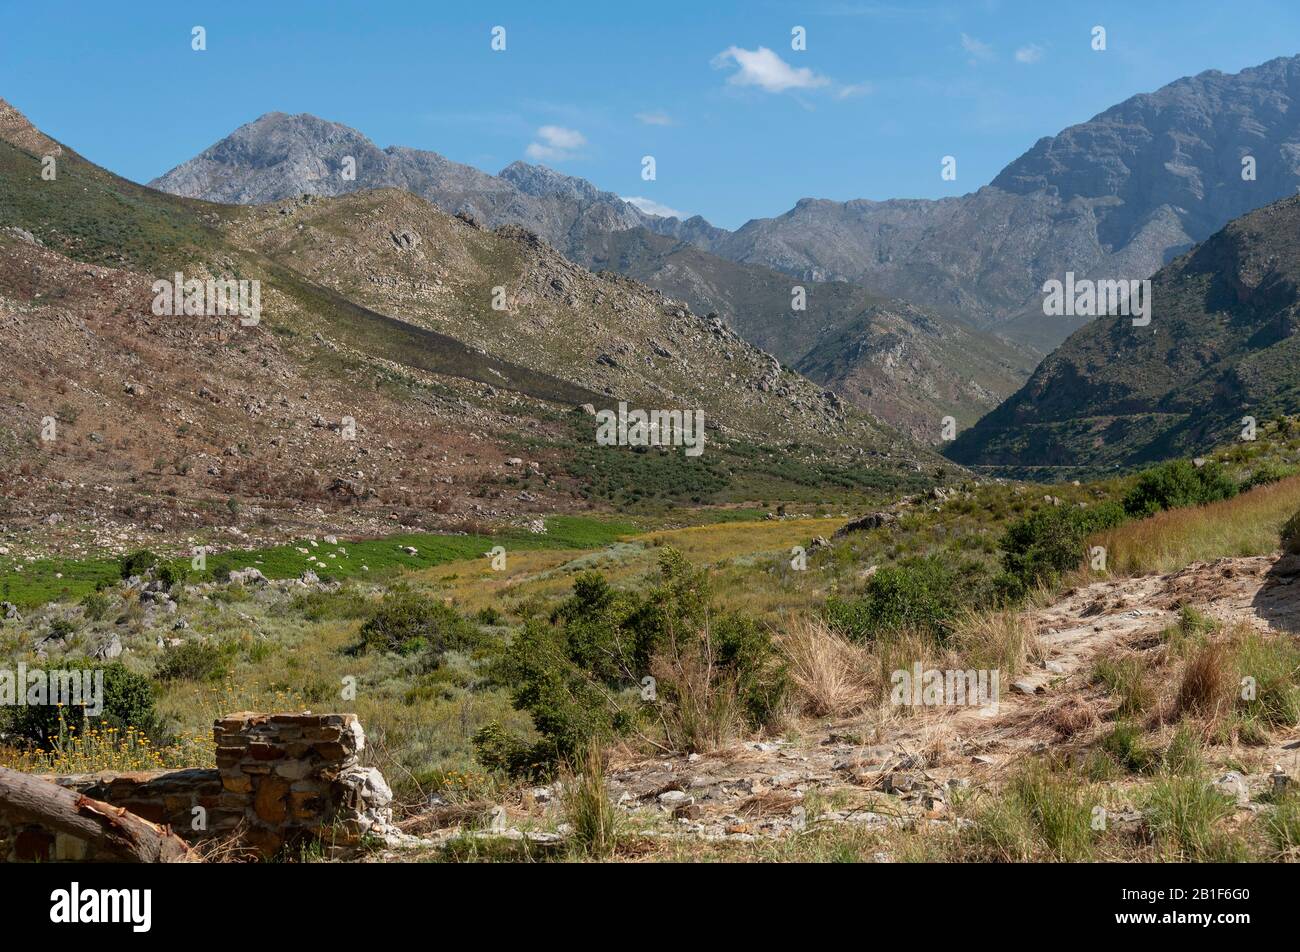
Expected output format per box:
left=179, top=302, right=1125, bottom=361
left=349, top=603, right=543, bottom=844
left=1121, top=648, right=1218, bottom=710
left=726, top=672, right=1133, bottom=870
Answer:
left=960, top=33, right=995, bottom=64
left=837, top=81, right=874, bottom=99
left=524, top=125, right=587, bottom=161
left=711, top=46, right=830, bottom=93
left=1015, top=43, right=1044, bottom=64
left=622, top=196, right=690, bottom=220
left=635, top=110, right=675, bottom=126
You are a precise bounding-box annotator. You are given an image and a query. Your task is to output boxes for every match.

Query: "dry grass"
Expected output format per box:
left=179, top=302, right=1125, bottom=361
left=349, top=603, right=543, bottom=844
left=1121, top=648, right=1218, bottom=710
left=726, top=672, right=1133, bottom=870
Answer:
left=650, top=618, right=745, bottom=754
left=1045, top=697, right=1102, bottom=739
left=947, top=607, right=1042, bottom=682
left=1094, top=475, right=1300, bottom=575
left=418, top=517, right=840, bottom=622
left=561, top=742, right=620, bottom=859
left=1174, top=640, right=1237, bottom=722
left=874, top=626, right=943, bottom=701
left=778, top=615, right=874, bottom=718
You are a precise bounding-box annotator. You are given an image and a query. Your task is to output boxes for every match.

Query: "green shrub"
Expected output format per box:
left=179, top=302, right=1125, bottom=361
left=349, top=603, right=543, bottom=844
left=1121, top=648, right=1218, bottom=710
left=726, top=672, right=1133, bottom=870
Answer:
left=357, top=593, right=483, bottom=657
left=154, top=639, right=233, bottom=683
left=476, top=605, right=505, bottom=626
left=480, top=548, right=786, bottom=775
left=2, top=660, right=161, bottom=748
left=119, top=549, right=160, bottom=580
left=47, top=618, right=79, bottom=640
left=999, top=502, right=1126, bottom=592
left=485, top=617, right=629, bottom=776
left=156, top=563, right=188, bottom=588
left=1122, top=460, right=1237, bottom=517
left=826, top=553, right=994, bottom=641
left=79, top=591, right=111, bottom=622
left=1241, top=461, right=1296, bottom=492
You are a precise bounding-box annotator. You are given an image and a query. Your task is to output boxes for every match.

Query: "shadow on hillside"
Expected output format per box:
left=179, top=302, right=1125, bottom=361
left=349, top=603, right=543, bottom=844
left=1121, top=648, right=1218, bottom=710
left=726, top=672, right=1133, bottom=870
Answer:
left=1249, top=554, right=1300, bottom=633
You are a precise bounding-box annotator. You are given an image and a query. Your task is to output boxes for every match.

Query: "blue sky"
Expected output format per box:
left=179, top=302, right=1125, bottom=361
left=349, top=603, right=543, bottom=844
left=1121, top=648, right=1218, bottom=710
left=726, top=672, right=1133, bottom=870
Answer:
left=3, top=0, right=1300, bottom=229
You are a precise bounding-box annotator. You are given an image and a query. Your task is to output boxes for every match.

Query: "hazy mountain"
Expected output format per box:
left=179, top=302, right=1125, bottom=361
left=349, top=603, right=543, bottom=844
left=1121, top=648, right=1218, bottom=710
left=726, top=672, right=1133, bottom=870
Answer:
left=575, top=226, right=1033, bottom=440
left=686, top=54, right=1300, bottom=352
left=945, top=193, right=1300, bottom=477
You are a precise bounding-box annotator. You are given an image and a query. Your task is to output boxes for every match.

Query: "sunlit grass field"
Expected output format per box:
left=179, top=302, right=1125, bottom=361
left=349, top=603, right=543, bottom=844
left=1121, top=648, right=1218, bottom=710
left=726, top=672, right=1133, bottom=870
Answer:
left=1094, top=475, right=1300, bottom=575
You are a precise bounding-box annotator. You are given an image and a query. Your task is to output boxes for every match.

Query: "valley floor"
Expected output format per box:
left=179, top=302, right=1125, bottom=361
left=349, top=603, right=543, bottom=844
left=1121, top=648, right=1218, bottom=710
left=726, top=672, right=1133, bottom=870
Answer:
left=347, top=552, right=1300, bottom=863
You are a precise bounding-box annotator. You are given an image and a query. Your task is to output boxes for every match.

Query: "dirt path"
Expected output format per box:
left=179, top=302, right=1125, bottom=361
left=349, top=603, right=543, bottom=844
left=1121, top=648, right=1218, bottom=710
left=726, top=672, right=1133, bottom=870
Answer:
left=595, top=554, right=1300, bottom=841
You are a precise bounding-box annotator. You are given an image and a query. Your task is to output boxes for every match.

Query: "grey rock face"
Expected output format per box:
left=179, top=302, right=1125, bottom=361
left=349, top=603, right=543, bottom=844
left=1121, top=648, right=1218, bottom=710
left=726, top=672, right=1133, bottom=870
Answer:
left=150, top=112, right=658, bottom=259
left=686, top=55, right=1300, bottom=350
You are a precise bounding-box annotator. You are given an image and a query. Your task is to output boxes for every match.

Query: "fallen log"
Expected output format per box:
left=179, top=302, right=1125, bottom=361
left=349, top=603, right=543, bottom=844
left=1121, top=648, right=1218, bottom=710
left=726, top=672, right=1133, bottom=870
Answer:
left=0, top=767, right=197, bottom=863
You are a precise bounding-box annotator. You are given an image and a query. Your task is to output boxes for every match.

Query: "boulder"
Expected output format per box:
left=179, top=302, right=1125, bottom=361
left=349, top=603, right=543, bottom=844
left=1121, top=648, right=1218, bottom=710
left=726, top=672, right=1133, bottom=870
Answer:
left=833, top=511, right=897, bottom=538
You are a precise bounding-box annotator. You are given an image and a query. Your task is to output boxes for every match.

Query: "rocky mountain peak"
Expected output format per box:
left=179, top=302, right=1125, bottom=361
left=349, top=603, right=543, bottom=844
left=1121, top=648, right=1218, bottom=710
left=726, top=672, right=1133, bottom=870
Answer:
left=498, top=160, right=608, bottom=203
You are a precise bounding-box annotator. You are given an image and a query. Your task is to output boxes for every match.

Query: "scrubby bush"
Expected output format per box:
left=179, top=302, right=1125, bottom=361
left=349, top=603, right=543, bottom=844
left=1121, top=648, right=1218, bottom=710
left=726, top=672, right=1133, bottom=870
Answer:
left=119, top=549, right=160, bottom=580
left=652, top=610, right=787, bottom=752
left=154, top=639, right=233, bottom=683
left=1122, top=460, right=1237, bottom=517
left=475, top=605, right=505, bottom=626
left=357, top=592, right=483, bottom=657
left=478, top=548, right=787, bottom=775
left=2, top=660, right=161, bottom=748
left=46, top=618, right=79, bottom=641
left=80, top=590, right=111, bottom=622
left=825, top=553, right=995, bottom=642
left=1241, top=461, right=1296, bottom=492
left=998, top=501, right=1126, bottom=595
left=156, top=563, right=188, bottom=589
left=289, top=587, right=373, bottom=622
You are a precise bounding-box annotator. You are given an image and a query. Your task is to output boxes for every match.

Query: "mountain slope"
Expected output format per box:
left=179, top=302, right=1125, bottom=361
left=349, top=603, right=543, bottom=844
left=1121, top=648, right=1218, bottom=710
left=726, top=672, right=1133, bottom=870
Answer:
left=574, top=225, right=1032, bottom=439
left=151, top=115, right=1034, bottom=437
left=0, top=97, right=938, bottom=547
left=945, top=194, right=1300, bottom=476
left=690, top=54, right=1300, bottom=351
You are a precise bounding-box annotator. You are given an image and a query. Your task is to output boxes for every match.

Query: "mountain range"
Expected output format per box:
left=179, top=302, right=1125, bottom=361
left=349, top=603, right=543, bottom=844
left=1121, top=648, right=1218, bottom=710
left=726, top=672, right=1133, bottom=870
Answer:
left=154, top=54, right=1300, bottom=359
left=946, top=192, right=1300, bottom=476
left=150, top=112, right=1031, bottom=438
left=0, top=96, right=938, bottom=542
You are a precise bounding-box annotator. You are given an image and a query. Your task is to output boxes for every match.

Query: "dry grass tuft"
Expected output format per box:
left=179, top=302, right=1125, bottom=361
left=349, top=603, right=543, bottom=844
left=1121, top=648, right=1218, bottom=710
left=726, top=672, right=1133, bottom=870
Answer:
left=947, top=607, right=1041, bottom=681
left=561, top=742, right=620, bottom=859
left=1174, top=639, right=1237, bottom=722
left=778, top=615, right=874, bottom=718
left=1045, top=697, right=1101, bottom=739
left=1093, top=474, right=1300, bottom=576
